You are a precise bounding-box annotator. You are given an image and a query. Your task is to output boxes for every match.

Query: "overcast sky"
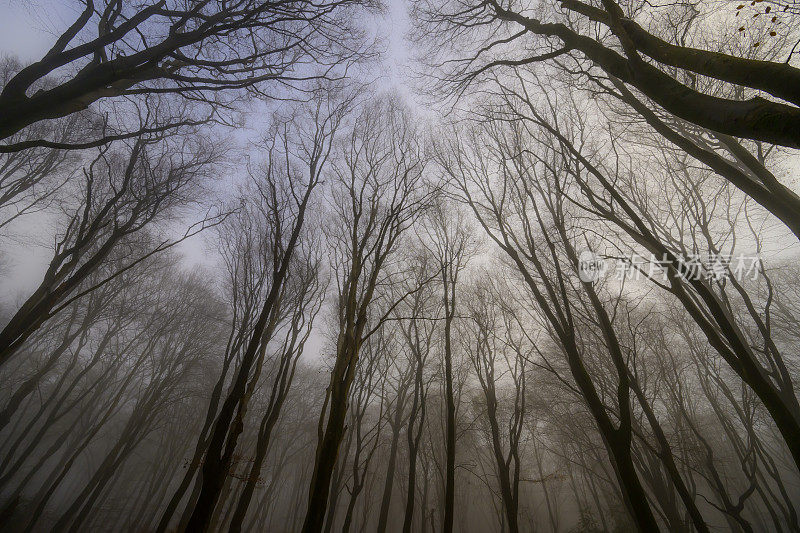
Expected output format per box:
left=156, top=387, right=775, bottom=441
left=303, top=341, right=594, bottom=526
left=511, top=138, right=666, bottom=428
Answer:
left=0, top=0, right=414, bottom=305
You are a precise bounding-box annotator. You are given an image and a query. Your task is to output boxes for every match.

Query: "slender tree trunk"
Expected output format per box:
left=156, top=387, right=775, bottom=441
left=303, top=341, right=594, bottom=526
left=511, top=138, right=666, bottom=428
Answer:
left=0, top=313, right=83, bottom=431
left=402, top=395, right=425, bottom=533
left=485, top=401, right=519, bottom=533
left=323, top=454, right=347, bottom=533
left=533, top=439, right=558, bottom=532
left=441, top=274, right=456, bottom=533
left=376, top=412, right=404, bottom=533
left=303, top=338, right=360, bottom=533
left=156, top=351, right=235, bottom=533
left=184, top=160, right=316, bottom=531
left=341, top=483, right=362, bottom=533
left=228, top=403, right=283, bottom=532
left=630, top=378, right=708, bottom=532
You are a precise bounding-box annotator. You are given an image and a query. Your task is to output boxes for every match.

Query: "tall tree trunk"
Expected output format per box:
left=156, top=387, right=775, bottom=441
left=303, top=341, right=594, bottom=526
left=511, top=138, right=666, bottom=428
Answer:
left=302, top=339, right=360, bottom=533
left=228, top=400, right=283, bottom=532
left=402, top=386, right=426, bottom=533
left=630, top=377, right=709, bottom=533
left=441, top=273, right=456, bottom=533
left=376, top=404, right=405, bottom=533
left=184, top=151, right=317, bottom=531
left=155, top=350, right=236, bottom=533
left=485, top=399, right=519, bottom=533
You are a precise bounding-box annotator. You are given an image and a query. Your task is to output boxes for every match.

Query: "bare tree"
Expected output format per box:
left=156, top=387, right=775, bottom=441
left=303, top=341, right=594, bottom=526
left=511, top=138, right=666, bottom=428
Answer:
left=0, top=59, right=79, bottom=228
left=412, top=0, right=800, bottom=148
left=412, top=0, right=800, bottom=241
left=374, top=310, right=417, bottom=533
left=178, top=88, right=350, bottom=532
left=505, top=87, right=800, bottom=477
left=0, top=124, right=222, bottom=365
left=420, top=202, right=471, bottom=533
left=463, top=276, right=529, bottom=533
left=395, top=255, right=438, bottom=533
left=227, top=244, right=325, bottom=532
left=2, top=10, right=800, bottom=529
left=5, top=256, right=224, bottom=531
left=340, top=331, right=388, bottom=533
left=302, top=96, right=430, bottom=533
left=438, top=118, right=662, bottom=529
left=0, top=0, right=376, bottom=150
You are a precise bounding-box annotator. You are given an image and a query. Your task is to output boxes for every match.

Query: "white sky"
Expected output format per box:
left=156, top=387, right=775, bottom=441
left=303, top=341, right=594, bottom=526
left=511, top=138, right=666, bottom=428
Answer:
left=0, top=0, right=79, bottom=60
left=0, top=0, right=415, bottom=304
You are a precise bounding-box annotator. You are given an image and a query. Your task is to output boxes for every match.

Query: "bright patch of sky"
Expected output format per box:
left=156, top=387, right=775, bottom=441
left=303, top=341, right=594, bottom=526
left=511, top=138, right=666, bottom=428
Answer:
left=0, top=0, right=416, bottom=305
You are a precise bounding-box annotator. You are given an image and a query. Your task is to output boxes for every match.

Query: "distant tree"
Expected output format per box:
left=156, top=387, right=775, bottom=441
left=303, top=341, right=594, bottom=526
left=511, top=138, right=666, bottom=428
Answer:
left=0, top=124, right=222, bottom=366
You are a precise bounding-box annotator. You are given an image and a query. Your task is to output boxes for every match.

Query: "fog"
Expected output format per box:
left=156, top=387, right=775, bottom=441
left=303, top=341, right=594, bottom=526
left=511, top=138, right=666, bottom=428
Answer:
left=1, top=1, right=799, bottom=532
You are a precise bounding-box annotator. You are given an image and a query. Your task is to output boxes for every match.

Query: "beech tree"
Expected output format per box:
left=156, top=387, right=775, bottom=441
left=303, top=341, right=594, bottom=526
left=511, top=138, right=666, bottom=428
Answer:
left=421, top=202, right=472, bottom=533
left=302, top=96, right=430, bottom=533
left=412, top=0, right=800, bottom=239
left=438, top=117, right=667, bottom=529
left=177, top=88, right=350, bottom=532
left=0, top=0, right=375, bottom=151
left=495, top=82, right=800, bottom=476
left=463, top=277, right=530, bottom=533
left=2, top=3, right=799, bottom=529
left=0, top=124, right=221, bottom=365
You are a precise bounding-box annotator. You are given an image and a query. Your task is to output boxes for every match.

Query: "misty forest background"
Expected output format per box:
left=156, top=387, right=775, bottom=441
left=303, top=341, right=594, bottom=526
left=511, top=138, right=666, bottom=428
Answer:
left=1, top=0, right=799, bottom=531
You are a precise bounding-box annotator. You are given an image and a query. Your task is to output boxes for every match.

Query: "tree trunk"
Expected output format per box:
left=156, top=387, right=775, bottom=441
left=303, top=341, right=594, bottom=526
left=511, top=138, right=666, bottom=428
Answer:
left=441, top=274, right=456, bottom=533
left=376, top=409, right=404, bottom=533
left=302, top=339, right=360, bottom=533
